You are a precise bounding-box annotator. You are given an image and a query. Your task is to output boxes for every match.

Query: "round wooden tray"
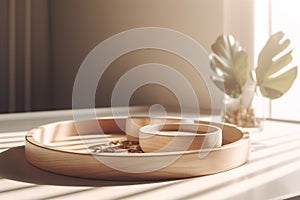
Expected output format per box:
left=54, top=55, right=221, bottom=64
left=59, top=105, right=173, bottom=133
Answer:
left=25, top=117, right=250, bottom=181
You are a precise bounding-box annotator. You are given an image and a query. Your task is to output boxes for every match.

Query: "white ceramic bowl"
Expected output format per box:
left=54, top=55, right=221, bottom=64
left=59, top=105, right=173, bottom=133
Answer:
left=139, top=123, right=222, bottom=153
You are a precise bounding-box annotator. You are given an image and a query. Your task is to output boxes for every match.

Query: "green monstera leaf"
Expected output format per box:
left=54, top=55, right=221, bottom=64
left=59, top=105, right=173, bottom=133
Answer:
left=210, top=34, right=249, bottom=98
left=256, top=31, right=298, bottom=99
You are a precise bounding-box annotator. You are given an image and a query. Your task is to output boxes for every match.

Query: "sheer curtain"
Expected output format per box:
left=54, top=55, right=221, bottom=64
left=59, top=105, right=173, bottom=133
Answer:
left=0, top=0, right=52, bottom=113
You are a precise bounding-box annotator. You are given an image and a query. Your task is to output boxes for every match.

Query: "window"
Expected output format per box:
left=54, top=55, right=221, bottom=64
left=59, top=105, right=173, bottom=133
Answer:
left=255, top=0, right=300, bottom=121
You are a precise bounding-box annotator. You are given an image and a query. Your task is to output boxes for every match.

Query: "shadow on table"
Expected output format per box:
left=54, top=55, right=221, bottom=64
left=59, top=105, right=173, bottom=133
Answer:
left=0, top=146, right=165, bottom=187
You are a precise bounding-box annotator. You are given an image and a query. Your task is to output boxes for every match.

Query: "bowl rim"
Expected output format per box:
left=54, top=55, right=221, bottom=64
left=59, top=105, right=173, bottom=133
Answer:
left=139, top=123, right=222, bottom=137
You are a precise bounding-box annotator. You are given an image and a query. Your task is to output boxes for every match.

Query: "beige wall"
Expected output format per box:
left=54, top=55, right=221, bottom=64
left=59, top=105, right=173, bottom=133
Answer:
left=50, top=0, right=225, bottom=111
left=0, top=0, right=255, bottom=112
left=223, top=0, right=254, bottom=68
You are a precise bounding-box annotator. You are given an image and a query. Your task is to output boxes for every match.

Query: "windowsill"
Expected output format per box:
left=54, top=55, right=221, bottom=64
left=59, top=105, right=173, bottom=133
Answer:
left=0, top=108, right=300, bottom=199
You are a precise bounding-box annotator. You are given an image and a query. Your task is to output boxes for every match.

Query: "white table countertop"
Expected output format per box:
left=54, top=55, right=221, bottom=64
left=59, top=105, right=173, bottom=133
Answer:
left=0, top=107, right=300, bottom=200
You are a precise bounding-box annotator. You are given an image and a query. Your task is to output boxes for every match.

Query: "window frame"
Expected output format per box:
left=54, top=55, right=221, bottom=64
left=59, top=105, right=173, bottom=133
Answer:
left=253, top=0, right=300, bottom=122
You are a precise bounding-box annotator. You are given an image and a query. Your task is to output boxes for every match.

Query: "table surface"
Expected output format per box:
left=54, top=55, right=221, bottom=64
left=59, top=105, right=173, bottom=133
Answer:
left=0, top=107, right=300, bottom=200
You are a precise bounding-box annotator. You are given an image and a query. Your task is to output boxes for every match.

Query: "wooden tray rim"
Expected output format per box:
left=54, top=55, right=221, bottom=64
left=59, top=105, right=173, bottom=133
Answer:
left=25, top=117, right=249, bottom=157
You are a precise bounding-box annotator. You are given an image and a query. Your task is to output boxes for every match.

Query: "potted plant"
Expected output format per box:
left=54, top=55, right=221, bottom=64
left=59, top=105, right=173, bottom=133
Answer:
left=210, top=31, right=297, bottom=128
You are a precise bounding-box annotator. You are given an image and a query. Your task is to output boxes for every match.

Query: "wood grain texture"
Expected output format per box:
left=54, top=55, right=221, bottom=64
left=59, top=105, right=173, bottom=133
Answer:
left=25, top=117, right=250, bottom=181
